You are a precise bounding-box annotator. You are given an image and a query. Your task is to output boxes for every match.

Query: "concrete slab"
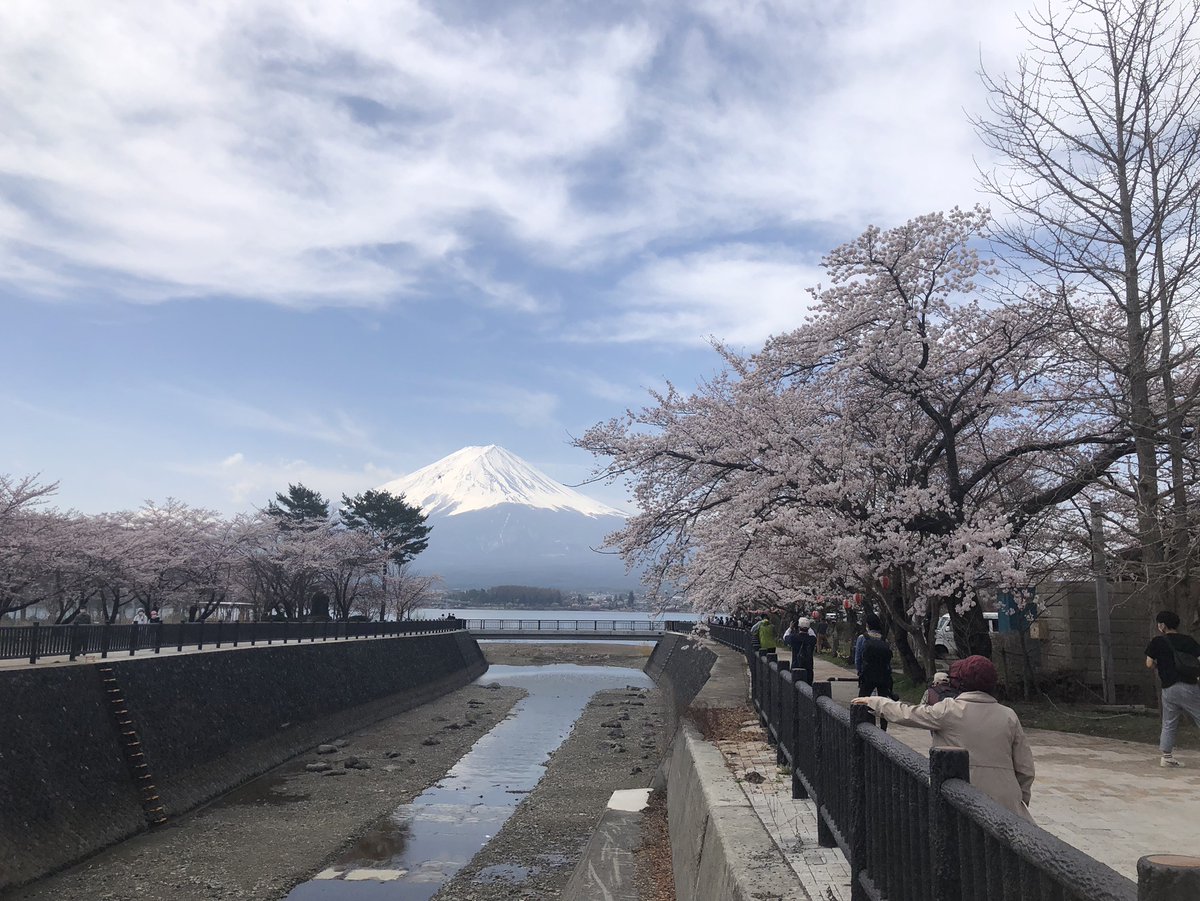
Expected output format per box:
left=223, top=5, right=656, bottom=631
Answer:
left=609, top=788, right=652, bottom=811
left=561, top=805, right=645, bottom=901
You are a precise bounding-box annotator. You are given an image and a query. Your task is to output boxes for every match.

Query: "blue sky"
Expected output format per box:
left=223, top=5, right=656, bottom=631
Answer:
left=1, top=0, right=1029, bottom=516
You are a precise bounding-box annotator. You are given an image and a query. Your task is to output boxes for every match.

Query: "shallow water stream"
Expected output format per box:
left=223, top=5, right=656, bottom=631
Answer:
left=282, top=664, right=653, bottom=900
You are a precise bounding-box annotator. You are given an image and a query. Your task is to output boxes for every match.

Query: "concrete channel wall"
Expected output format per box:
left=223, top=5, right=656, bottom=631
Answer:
left=645, top=632, right=809, bottom=901
left=0, top=631, right=487, bottom=892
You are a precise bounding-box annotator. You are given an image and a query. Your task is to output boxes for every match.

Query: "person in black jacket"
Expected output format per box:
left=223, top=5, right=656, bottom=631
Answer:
left=783, top=616, right=817, bottom=685
left=1145, top=609, right=1200, bottom=768
left=857, top=613, right=895, bottom=729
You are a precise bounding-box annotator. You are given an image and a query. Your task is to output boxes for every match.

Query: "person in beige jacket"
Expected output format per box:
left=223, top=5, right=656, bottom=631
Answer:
left=851, top=655, right=1036, bottom=822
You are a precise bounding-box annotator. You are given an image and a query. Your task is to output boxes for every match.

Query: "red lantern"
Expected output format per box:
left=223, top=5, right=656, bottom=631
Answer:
left=880, top=575, right=891, bottom=591
left=843, top=598, right=851, bottom=610
left=853, top=592, right=863, bottom=605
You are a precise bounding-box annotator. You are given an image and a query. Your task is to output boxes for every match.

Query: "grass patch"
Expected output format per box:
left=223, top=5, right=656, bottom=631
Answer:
left=890, top=674, right=927, bottom=705
left=1008, top=700, right=1200, bottom=749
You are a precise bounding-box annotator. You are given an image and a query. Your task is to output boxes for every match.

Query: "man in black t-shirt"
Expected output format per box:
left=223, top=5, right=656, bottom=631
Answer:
left=1145, top=609, right=1200, bottom=768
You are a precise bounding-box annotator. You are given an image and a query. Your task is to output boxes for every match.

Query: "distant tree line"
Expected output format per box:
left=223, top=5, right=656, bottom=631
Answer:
left=447, top=586, right=639, bottom=609
left=0, top=476, right=435, bottom=623
left=450, top=585, right=567, bottom=608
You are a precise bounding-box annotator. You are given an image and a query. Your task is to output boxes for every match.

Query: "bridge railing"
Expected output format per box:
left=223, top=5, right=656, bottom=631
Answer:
left=740, top=643, right=1192, bottom=901
left=463, top=618, right=668, bottom=633
left=0, top=618, right=463, bottom=665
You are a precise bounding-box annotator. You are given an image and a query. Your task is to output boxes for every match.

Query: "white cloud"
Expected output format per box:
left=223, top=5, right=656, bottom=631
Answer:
left=174, top=452, right=401, bottom=513
left=447, top=382, right=562, bottom=429
left=162, top=387, right=391, bottom=456
left=0, top=0, right=1030, bottom=337
left=579, top=245, right=825, bottom=347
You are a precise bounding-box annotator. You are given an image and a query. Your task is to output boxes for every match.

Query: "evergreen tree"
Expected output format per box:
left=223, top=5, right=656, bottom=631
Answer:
left=340, top=489, right=431, bottom=566
left=265, top=483, right=329, bottom=530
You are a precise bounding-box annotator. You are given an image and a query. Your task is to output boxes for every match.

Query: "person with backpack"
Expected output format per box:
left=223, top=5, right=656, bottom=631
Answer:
left=1145, top=609, right=1200, bottom=768
left=920, top=671, right=959, bottom=706
left=855, top=613, right=896, bottom=729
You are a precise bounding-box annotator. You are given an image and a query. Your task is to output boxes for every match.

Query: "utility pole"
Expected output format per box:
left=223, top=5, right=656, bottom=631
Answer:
left=1091, top=501, right=1117, bottom=704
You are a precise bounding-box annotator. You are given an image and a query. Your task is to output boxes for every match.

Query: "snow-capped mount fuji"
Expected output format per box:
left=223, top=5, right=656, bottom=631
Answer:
left=377, top=445, right=625, bottom=518
left=376, top=446, right=637, bottom=591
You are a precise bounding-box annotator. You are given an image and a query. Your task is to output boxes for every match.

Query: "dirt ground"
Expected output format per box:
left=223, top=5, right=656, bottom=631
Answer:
left=432, top=683, right=669, bottom=900
left=2, top=683, right=525, bottom=901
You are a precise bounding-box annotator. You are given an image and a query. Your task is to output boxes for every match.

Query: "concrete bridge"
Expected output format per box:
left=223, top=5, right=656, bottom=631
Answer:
left=464, top=618, right=680, bottom=640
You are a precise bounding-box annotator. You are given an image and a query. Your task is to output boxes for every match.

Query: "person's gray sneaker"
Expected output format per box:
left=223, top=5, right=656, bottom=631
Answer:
left=1160, top=755, right=1184, bottom=768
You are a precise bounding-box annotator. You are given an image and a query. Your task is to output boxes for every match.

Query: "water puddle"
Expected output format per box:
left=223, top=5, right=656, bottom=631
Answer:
left=283, top=664, right=654, bottom=901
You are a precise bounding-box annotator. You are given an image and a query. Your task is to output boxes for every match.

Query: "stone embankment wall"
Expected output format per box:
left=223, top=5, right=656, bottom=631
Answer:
left=0, top=631, right=487, bottom=893
left=644, top=630, right=717, bottom=725
left=645, top=632, right=807, bottom=901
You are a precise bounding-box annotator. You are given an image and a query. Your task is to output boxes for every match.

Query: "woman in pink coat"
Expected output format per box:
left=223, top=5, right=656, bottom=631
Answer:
left=851, top=655, right=1036, bottom=822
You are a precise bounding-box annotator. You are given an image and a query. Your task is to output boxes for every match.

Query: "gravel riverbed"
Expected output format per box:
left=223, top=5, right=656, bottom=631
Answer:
left=2, top=683, right=525, bottom=901
left=432, top=682, right=669, bottom=901
left=5, top=643, right=673, bottom=901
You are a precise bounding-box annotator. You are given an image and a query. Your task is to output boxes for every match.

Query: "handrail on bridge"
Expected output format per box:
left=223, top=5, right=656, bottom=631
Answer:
left=463, top=618, right=666, bottom=632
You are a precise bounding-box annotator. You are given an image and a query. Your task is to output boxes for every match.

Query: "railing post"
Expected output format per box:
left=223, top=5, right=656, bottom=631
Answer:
left=790, top=678, right=805, bottom=800
left=812, top=683, right=836, bottom=848
left=101, top=623, right=111, bottom=659
left=154, top=622, right=163, bottom=654
left=29, top=622, right=39, bottom=665
left=129, top=623, right=139, bottom=657
left=930, top=748, right=970, bottom=901
left=1139, top=855, right=1200, bottom=901
left=850, top=703, right=873, bottom=901
left=232, top=620, right=239, bottom=647
left=215, top=619, right=222, bottom=648
left=769, top=658, right=784, bottom=763
left=177, top=623, right=184, bottom=653
left=69, top=623, right=80, bottom=662
left=197, top=622, right=204, bottom=651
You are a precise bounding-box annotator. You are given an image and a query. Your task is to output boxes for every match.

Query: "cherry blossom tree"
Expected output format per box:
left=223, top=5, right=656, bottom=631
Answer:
left=579, top=209, right=1137, bottom=672
left=0, top=475, right=67, bottom=619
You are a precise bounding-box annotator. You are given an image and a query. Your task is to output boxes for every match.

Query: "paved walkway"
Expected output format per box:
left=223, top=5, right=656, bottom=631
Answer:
left=708, top=644, right=1200, bottom=895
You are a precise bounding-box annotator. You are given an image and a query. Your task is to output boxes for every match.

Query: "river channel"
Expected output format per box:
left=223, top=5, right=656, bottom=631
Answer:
left=283, top=664, right=655, bottom=901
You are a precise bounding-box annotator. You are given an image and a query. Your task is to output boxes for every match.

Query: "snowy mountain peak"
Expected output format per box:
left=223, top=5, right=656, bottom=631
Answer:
left=377, top=445, right=626, bottom=518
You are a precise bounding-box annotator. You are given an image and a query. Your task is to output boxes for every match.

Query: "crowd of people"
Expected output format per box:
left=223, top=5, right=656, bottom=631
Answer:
left=708, top=604, right=1200, bottom=821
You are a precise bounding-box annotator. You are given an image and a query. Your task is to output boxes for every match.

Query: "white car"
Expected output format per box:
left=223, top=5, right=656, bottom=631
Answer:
left=934, top=611, right=998, bottom=658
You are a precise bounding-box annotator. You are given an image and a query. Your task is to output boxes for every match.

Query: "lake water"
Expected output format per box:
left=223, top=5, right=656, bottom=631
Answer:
left=415, top=607, right=700, bottom=622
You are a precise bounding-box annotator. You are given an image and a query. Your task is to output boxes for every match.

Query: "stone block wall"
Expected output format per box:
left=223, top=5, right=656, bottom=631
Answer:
left=0, top=631, right=487, bottom=892
left=984, top=585, right=1161, bottom=705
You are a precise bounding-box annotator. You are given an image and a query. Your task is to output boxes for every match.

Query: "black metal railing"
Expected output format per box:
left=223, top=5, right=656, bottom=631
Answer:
left=709, top=622, right=752, bottom=652
left=462, top=618, right=669, bottom=633
left=0, top=618, right=464, bottom=665
left=742, top=644, right=1180, bottom=901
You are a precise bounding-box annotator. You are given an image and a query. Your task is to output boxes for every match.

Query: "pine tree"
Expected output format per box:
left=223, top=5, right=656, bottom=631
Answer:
left=265, top=484, right=330, bottom=530
left=340, top=489, right=431, bottom=566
